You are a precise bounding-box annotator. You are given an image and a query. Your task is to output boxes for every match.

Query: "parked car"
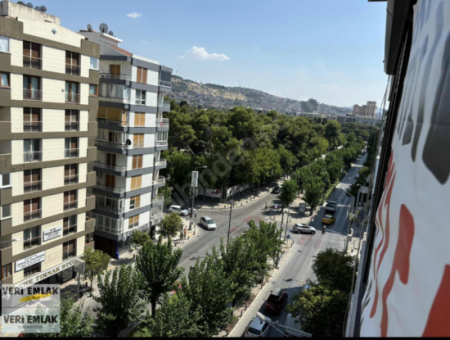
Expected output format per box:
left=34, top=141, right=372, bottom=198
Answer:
left=168, top=205, right=189, bottom=216
left=355, top=174, right=360, bottom=179
left=199, top=216, right=217, bottom=230
left=272, top=186, right=281, bottom=194
left=322, top=214, right=336, bottom=225
left=292, top=223, right=316, bottom=234
left=245, top=316, right=272, bottom=337
left=265, top=288, right=288, bottom=314
left=325, top=201, right=337, bottom=213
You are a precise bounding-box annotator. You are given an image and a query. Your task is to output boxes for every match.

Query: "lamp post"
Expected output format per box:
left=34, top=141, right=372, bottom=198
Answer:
left=227, top=199, right=233, bottom=248
left=283, top=208, right=290, bottom=241
left=190, top=166, right=207, bottom=231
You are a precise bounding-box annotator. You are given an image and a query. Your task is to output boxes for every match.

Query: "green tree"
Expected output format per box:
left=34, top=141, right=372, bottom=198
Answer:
left=291, top=166, right=313, bottom=193
left=278, top=146, right=296, bottom=177
left=130, top=230, right=151, bottom=248
left=136, top=236, right=184, bottom=318
left=160, top=213, right=182, bottom=238
left=303, top=176, right=324, bottom=214
left=279, top=179, right=298, bottom=208
left=81, top=248, right=110, bottom=289
left=93, top=265, right=145, bottom=337
left=324, top=120, right=341, bottom=148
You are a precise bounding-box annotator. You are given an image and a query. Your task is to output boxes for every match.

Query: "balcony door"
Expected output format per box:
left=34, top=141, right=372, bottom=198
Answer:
left=65, top=137, right=78, bottom=150
left=110, top=65, right=121, bottom=76
left=24, top=198, right=40, bottom=217
left=106, top=153, right=116, bottom=167
left=24, top=139, right=40, bottom=153
left=24, top=169, right=41, bottom=192
left=23, top=41, right=41, bottom=68
left=66, top=51, right=80, bottom=75
left=65, top=82, right=79, bottom=102
left=23, top=108, right=41, bottom=132
left=64, top=164, right=78, bottom=184
left=64, top=190, right=77, bottom=209
left=105, top=174, right=115, bottom=188
left=65, top=110, right=79, bottom=131
left=23, top=76, right=40, bottom=99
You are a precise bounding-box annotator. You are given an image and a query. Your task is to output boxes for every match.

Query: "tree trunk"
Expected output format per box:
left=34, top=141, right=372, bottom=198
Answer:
left=151, top=296, right=157, bottom=318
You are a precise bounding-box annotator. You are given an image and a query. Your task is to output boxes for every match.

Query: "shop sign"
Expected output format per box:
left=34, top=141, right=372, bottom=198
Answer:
left=15, top=252, right=45, bottom=272
left=15, top=259, right=76, bottom=289
left=43, top=226, right=62, bottom=242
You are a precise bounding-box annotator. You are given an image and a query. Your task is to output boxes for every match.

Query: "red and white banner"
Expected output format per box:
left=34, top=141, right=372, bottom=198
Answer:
left=360, top=0, right=450, bottom=336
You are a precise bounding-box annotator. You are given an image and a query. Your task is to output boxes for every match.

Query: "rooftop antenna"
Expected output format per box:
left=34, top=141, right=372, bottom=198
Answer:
left=99, top=23, right=109, bottom=34
left=40, top=6, right=47, bottom=12
left=26, top=3, right=33, bottom=8
left=108, top=31, right=114, bottom=36
left=87, top=24, right=93, bottom=32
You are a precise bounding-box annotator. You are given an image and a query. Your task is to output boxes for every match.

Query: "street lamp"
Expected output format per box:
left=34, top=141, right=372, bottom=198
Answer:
left=283, top=208, right=290, bottom=241
left=227, top=199, right=233, bottom=248
left=190, top=166, right=208, bottom=232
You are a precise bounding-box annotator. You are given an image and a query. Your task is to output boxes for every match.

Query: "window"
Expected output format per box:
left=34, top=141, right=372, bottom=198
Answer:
left=0, top=72, right=9, bottom=87
left=98, top=107, right=128, bottom=125
left=106, top=153, right=116, bottom=167
left=132, top=155, right=143, bottom=169
left=134, top=112, right=145, bottom=127
left=135, top=90, right=146, bottom=105
left=90, top=57, right=99, bottom=70
left=24, top=41, right=41, bottom=69
left=1, top=173, right=10, bottom=187
left=23, top=75, right=41, bottom=100
left=64, top=190, right=77, bottom=210
left=65, top=81, right=79, bottom=103
left=63, top=216, right=77, bottom=236
left=24, top=226, right=41, bottom=250
left=24, top=198, right=40, bottom=221
left=1, top=205, right=11, bottom=220
left=24, top=169, right=41, bottom=192
left=131, top=175, right=142, bottom=190
left=133, top=134, right=144, bottom=148
left=0, top=36, right=9, bottom=53
left=1, top=264, right=12, bottom=280
left=24, top=263, right=41, bottom=278
left=105, top=174, right=115, bottom=188
left=160, top=71, right=172, bottom=86
left=62, top=240, right=76, bottom=260
left=65, top=110, right=79, bottom=131
left=130, top=195, right=141, bottom=210
left=110, top=65, right=121, bottom=76
left=136, top=67, right=148, bottom=84
left=64, top=164, right=78, bottom=184
left=65, top=137, right=79, bottom=158
left=129, top=215, right=139, bottom=228
left=157, top=131, right=168, bottom=141
left=85, top=233, right=94, bottom=244
left=23, top=108, right=41, bottom=132
left=65, top=51, right=80, bottom=75
left=89, top=85, right=98, bottom=96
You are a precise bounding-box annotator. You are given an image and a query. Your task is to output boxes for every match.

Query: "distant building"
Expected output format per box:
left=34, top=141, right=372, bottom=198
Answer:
left=331, top=115, right=381, bottom=127
left=301, top=98, right=319, bottom=113
left=352, top=101, right=377, bottom=118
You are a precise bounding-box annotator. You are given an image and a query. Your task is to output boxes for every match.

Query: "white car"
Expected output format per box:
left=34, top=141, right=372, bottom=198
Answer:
left=245, top=316, right=271, bottom=337
left=292, top=223, right=316, bottom=235
left=199, top=216, right=217, bottom=230
left=168, top=205, right=188, bottom=216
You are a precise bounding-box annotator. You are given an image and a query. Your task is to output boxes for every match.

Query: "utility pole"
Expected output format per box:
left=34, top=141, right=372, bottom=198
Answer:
left=284, top=208, right=290, bottom=241
left=189, top=166, right=208, bottom=231
left=279, top=209, right=285, bottom=240
left=227, top=200, right=233, bottom=247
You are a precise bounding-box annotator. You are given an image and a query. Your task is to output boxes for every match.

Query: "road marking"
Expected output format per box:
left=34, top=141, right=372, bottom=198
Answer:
left=298, top=236, right=307, bottom=246
left=314, top=239, right=323, bottom=249
left=304, top=237, right=313, bottom=247
left=244, top=215, right=255, bottom=223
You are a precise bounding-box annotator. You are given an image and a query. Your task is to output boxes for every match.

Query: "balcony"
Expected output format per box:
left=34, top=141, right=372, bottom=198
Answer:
left=152, top=193, right=164, bottom=205
left=156, top=118, right=169, bottom=128
left=24, top=209, right=42, bottom=222
left=96, top=203, right=124, bottom=214
left=153, top=176, right=165, bottom=186
left=23, top=236, right=41, bottom=250
left=155, top=159, right=167, bottom=167
left=100, top=73, right=131, bottom=81
left=23, top=89, right=42, bottom=101
left=63, top=225, right=77, bottom=237
left=95, top=140, right=126, bottom=149
left=23, top=55, right=42, bottom=69
left=24, top=122, right=42, bottom=132
left=98, top=96, right=130, bottom=104
left=65, top=122, right=80, bottom=131
left=159, top=80, right=172, bottom=88
left=24, top=181, right=42, bottom=193
left=158, top=100, right=171, bottom=112
left=156, top=141, right=168, bottom=147
left=65, top=93, right=80, bottom=104
left=64, top=175, right=78, bottom=185
left=23, top=151, right=42, bottom=163
left=96, top=118, right=127, bottom=127
left=64, top=201, right=77, bottom=211
left=151, top=212, right=164, bottom=223
left=95, top=183, right=125, bottom=194
left=131, top=141, right=145, bottom=149
left=65, top=64, right=80, bottom=76
left=94, top=161, right=126, bottom=172
left=62, top=250, right=76, bottom=261
left=65, top=149, right=79, bottom=158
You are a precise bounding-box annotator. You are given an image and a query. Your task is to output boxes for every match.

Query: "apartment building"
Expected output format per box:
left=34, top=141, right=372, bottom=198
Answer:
left=79, top=27, right=172, bottom=259
left=352, top=101, right=377, bottom=118
left=0, top=1, right=98, bottom=289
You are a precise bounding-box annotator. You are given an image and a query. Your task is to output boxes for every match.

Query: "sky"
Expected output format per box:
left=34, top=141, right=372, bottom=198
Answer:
left=41, top=0, right=388, bottom=108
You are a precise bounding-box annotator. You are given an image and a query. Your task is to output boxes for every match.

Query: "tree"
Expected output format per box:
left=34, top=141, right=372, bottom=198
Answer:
left=24, top=299, right=94, bottom=338
left=130, top=230, right=151, bottom=248
left=303, top=176, right=324, bottom=214
left=291, top=166, right=312, bottom=193
left=93, top=265, right=145, bottom=337
left=279, top=179, right=298, bottom=208
left=160, top=184, right=172, bottom=206
left=135, top=236, right=184, bottom=318
left=324, top=120, right=342, bottom=148
left=287, top=284, right=348, bottom=337
left=278, top=146, right=296, bottom=177
left=312, top=248, right=355, bottom=293
left=81, top=248, right=110, bottom=289
left=160, top=213, right=182, bottom=238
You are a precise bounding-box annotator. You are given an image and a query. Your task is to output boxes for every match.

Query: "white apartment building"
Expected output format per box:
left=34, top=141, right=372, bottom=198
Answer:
left=79, top=27, right=172, bottom=258
left=352, top=101, right=377, bottom=118
left=0, top=1, right=98, bottom=289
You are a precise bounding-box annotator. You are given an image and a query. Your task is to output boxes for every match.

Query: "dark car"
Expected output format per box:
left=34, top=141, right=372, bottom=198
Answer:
left=265, top=288, right=288, bottom=314
left=272, top=186, right=281, bottom=194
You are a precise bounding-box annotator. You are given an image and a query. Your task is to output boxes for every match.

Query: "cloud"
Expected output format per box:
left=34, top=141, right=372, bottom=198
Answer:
left=180, top=46, right=230, bottom=61
left=127, top=12, right=142, bottom=19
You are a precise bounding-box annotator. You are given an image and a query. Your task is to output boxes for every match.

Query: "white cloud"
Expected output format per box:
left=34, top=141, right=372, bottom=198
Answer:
left=127, top=12, right=142, bottom=19
left=180, top=46, right=230, bottom=61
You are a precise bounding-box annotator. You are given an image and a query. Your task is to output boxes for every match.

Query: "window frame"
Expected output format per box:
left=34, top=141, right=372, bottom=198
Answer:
left=0, top=36, right=10, bottom=53
left=89, top=57, right=99, bottom=70
left=1, top=263, right=12, bottom=280
left=0, top=72, right=10, bottom=88
left=89, top=84, right=98, bottom=97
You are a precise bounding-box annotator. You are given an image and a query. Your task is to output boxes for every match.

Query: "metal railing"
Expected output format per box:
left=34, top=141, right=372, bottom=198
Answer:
left=96, top=204, right=124, bottom=214
left=62, top=250, right=76, bottom=260
left=155, top=159, right=167, bottom=167
left=65, top=93, right=80, bottom=104
left=23, top=55, right=42, bottom=69
left=131, top=141, right=145, bottom=148
left=24, top=121, right=42, bottom=132
left=100, top=73, right=131, bottom=80
left=23, top=151, right=42, bottom=163
left=64, top=201, right=78, bottom=211
left=99, top=96, right=130, bottom=104
left=95, top=140, right=126, bottom=149
left=23, top=89, right=42, bottom=101
left=0, top=241, right=13, bottom=251
left=24, top=209, right=42, bottom=222
left=64, top=175, right=78, bottom=185
left=96, top=118, right=128, bottom=127
left=94, top=162, right=126, bottom=172
left=159, top=80, right=172, bottom=88
left=24, top=181, right=42, bottom=193
left=152, top=194, right=164, bottom=204
left=63, top=225, right=77, bottom=237
left=65, top=121, right=79, bottom=131
left=156, top=141, right=168, bottom=147
left=158, top=101, right=171, bottom=111
left=65, top=64, right=81, bottom=76
left=23, top=236, right=41, bottom=250
left=151, top=212, right=164, bottom=222
left=65, top=149, right=79, bottom=158
left=156, top=118, right=169, bottom=128
left=95, top=183, right=125, bottom=194
left=153, top=176, right=165, bottom=185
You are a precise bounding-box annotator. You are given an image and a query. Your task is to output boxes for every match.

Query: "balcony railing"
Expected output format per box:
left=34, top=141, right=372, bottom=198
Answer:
left=24, top=121, right=42, bottom=132
left=156, top=118, right=169, bottom=128
left=158, top=100, right=171, bottom=112
left=99, top=96, right=130, bottom=104
left=24, top=181, right=42, bottom=193
left=151, top=212, right=164, bottom=222
left=65, top=149, right=79, bottom=158
left=23, top=236, right=41, bottom=250
left=64, top=175, right=78, bottom=185
left=65, top=121, right=79, bottom=131
left=23, top=89, right=42, bottom=101
left=62, top=250, right=76, bottom=260
left=100, top=73, right=131, bottom=81
left=156, top=141, right=168, bottom=147
left=64, top=201, right=77, bottom=211
left=96, top=204, right=124, bottom=214
left=65, top=93, right=80, bottom=104
left=23, top=55, right=42, bottom=69
left=24, top=209, right=42, bottom=222
left=155, top=159, right=167, bottom=167
left=152, top=194, right=164, bottom=204
left=153, top=176, right=165, bottom=186
left=23, top=151, right=42, bottom=163
left=96, top=118, right=127, bottom=127
left=159, top=80, right=172, bottom=88
left=65, top=64, right=80, bottom=76
left=63, top=225, right=77, bottom=237
left=131, top=141, right=145, bottom=149
left=95, top=140, right=126, bottom=149
left=95, top=183, right=125, bottom=194
left=94, top=162, right=126, bottom=172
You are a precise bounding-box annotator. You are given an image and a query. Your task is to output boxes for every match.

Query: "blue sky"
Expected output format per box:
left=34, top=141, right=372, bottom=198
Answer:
left=44, top=0, right=388, bottom=108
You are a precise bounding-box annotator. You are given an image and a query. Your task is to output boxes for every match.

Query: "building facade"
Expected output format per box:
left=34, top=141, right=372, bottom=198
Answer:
left=79, top=28, right=172, bottom=259
left=0, top=1, right=98, bottom=288
left=352, top=101, right=377, bottom=118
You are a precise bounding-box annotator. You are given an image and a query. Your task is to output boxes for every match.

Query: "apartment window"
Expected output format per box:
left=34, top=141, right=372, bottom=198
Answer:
left=1, top=173, right=10, bottom=187
left=62, top=240, right=76, bottom=260
left=85, top=233, right=94, bottom=244
left=105, top=174, right=115, bottom=189
left=157, top=131, right=168, bottom=141
left=65, top=137, right=79, bottom=158
left=24, top=169, right=41, bottom=193
left=110, top=65, right=121, bottom=76
left=160, top=71, right=172, bottom=87
left=23, top=41, right=41, bottom=69
left=133, top=134, right=144, bottom=148
left=98, top=107, right=127, bottom=126
left=130, top=195, right=141, bottom=210
left=1, top=264, right=12, bottom=280
left=63, top=216, right=77, bottom=236
left=65, top=110, right=79, bottom=131
left=66, top=51, right=80, bottom=75
left=0, top=72, right=10, bottom=87
left=64, top=190, right=77, bottom=211
left=101, top=84, right=129, bottom=100
left=0, top=204, right=11, bottom=220
left=64, top=164, right=78, bottom=185
left=89, top=85, right=98, bottom=96
left=0, top=36, right=9, bottom=53
left=65, top=81, right=79, bottom=103
left=129, top=215, right=139, bottom=229
left=132, top=155, right=143, bottom=170
left=135, top=90, right=146, bottom=105
left=106, top=153, right=116, bottom=167
left=136, top=67, right=148, bottom=84
left=23, top=108, right=41, bottom=132
left=23, top=75, right=41, bottom=100
left=134, top=113, right=145, bottom=127
left=23, top=226, right=41, bottom=250
left=24, top=263, right=41, bottom=277
left=24, top=198, right=41, bottom=222
left=131, top=175, right=142, bottom=191
left=90, top=57, right=99, bottom=70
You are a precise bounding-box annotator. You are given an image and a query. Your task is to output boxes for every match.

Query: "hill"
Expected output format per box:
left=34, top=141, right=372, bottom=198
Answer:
left=168, top=75, right=351, bottom=115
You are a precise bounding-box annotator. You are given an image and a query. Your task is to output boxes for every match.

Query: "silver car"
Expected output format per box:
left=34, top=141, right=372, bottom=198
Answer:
left=168, top=205, right=189, bottom=216
left=199, top=216, right=217, bottom=230
left=245, top=316, right=272, bottom=337
left=292, top=223, right=316, bottom=234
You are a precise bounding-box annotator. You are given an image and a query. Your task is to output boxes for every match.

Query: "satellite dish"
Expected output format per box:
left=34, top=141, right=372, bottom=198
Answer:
left=26, top=3, right=33, bottom=8
left=87, top=24, right=93, bottom=32
left=40, top=6, right=47, bottom=12
left=99, top=23, right=108, bottom=33
left=126, top=139, right=132, bottom=146
left=108, top=31, right=114, bottom=36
